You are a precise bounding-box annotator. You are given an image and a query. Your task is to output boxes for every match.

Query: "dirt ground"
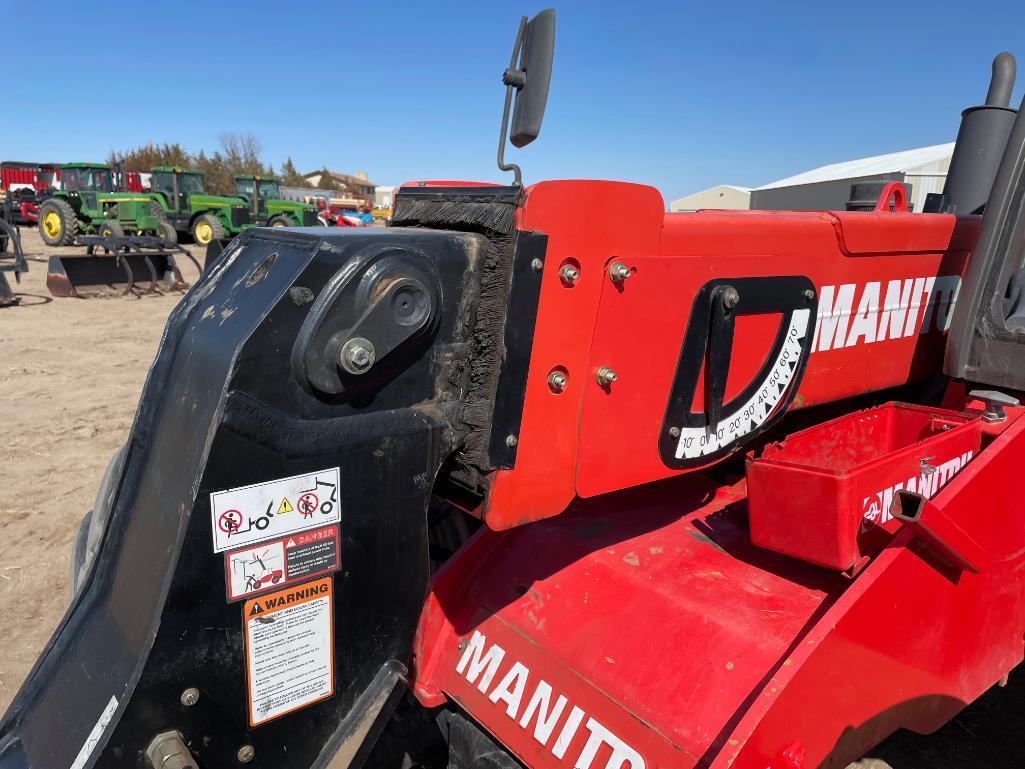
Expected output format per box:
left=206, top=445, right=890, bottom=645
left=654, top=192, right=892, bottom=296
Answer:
left=1, top=227, right=1023, bottom=767
left=0, top=227, right=202, bottom=711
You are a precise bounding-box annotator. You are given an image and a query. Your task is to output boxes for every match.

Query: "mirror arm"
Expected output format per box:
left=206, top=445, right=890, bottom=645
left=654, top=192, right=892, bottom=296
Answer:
left=497, top=17, right=527, bottom=187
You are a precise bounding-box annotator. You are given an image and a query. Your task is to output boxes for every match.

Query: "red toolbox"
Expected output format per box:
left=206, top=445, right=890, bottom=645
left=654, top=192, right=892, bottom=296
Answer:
left=746, top=402, right=981, bottom=571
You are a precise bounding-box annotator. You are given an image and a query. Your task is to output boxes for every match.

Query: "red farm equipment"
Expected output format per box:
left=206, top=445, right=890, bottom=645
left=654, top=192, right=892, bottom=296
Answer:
left=5, top=11, right=1025, bottom=769
left=0, top=161, right=59, bottom=224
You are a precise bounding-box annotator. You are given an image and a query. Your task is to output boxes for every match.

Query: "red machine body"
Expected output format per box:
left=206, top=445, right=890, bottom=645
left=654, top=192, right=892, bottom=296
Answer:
left=410, top=180, right=1025, bottom=769
left=479, top=181, right=976, bottom=529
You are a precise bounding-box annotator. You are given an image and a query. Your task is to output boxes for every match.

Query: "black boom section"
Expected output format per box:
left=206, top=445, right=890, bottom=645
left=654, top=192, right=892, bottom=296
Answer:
left=0, top=227, right=492, bottom=769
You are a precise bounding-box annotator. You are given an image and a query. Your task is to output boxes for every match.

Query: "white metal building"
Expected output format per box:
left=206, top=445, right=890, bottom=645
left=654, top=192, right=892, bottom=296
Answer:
left=750, top=143, right=953, bottom=213
left=669, top=185, right=751, bottom=212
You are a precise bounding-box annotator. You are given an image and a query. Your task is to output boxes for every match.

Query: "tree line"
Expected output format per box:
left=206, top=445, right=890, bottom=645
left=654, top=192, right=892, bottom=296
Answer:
left=109, top=133, right=348, bottom=196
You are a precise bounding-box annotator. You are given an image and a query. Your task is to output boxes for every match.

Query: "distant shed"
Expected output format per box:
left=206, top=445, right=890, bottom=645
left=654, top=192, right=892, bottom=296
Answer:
left=750, top=143, right=953, bottom=213
left=669, top=185, right=751, bottom=212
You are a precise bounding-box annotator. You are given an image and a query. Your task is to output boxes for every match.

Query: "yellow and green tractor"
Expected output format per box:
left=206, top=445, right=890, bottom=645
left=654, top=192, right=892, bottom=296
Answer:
left=233, top=174, right=320, bottom=228
left=37, top=163, right=172, bottom=246
left=148, top=167, right=252, bottom=246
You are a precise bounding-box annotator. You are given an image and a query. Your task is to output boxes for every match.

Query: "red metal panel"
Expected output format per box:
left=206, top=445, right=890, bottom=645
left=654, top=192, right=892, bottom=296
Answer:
left=1, top=166, right=40, bottom=190
left=482, top=180, right=666, bottom=529
left=482, top=181, right=979, bottom=528
left=124, top=172, right=144, bottom=192
left=415, top=476, right=838, bottom=768
left=574, top=243, right=969, bottom=499
left=414, top=406, right=1025, bottom=769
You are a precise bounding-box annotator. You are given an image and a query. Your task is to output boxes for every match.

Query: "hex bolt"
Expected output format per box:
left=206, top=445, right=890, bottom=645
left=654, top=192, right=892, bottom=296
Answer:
left=720, top=286, right=739, bottom=310
left=803, top=288, right=816, bottom=301
left=595, top=366, right=618, bottom=386
left=339, top=337, right=376, bottom=375
left=609, top=262, right=631, bottom=283
left=237, top=745, right=255, bottom=764
left=669, top=426, right=681, bottom=438
left=548, top=370, right=568, bottom=392
left=457, top=638, right=467, bottom=651
left=531, top=258, right=544, bottom=272
left=559, top=265, right=580, bottom=285
left=505, top=434, right=518, bottom=448
left=179, top=688, right=200, bottom=707
left=146, top=731, right=197, bottom=769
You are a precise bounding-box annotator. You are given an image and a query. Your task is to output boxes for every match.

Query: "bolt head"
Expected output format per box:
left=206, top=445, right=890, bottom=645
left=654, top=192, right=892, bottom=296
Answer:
left=669, top=426, right=681, bottom=438
left=180, top=687, right=200, bottom=707
left=339, top=337, right=376, bottom=374
left=458, top=638, right=467, bottom=651
left=595, top=366, right=618, bottom=386
left=803, top=288, right=816, bottom=301
left=548, top=370, right=567, bottom=392
left=559, top=265, right=579, bottom=285
left=721, top=286, right=739, bottom=309
left=531, top=258, right=544, bottom=273
left=237, top=745, right=255, bottom=763
left=505, top=434, right=518, bottom=448
left=609, top=262, right=631, bottom=282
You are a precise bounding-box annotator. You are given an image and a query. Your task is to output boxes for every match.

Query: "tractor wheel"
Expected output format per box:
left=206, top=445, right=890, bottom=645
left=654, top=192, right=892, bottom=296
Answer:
left=98, top=220, right=124, bottom=238
left=69, top=444, right=127, bottom=599
left=268, top=215, right=292, bottom=228
left=157, top=221, right=178, bottom=244
left=192, top=214, right=224, bottom=246
left=38, top=198, right=78, bottom=246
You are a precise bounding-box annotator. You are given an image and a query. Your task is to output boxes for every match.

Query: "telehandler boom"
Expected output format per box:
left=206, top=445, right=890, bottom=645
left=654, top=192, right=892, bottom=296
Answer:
left=4, top=10, right=1025, bottom=769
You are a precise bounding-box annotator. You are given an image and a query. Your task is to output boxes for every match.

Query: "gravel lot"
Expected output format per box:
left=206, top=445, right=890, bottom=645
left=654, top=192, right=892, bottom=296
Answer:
left=1, top=226, right=1021, bottom=767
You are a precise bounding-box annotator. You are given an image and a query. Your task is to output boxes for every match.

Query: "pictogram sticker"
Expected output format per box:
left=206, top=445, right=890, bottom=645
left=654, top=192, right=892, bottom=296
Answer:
left=244, top=577, right=334, bottom=726
left=209, top=468, right=341, bottom=552
left=218, top=510, right=243, bottom=534
left=225, top=525, right=341, bottom=601
left=297, top=493, right=318, bottom=518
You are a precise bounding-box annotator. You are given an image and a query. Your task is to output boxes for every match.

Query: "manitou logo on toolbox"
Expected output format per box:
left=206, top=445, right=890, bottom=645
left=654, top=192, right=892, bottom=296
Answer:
left=456, top=630, right=645, bottom=769
left=811, top=275, right=961, bottom=352
left=862, top=451, right=975, bottom=524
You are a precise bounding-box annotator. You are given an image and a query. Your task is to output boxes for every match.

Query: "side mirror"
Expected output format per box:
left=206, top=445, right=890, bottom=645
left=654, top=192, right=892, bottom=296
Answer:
left=508, top=9, right=556, bottom=147
left=497, top=9, right=556, bottom=185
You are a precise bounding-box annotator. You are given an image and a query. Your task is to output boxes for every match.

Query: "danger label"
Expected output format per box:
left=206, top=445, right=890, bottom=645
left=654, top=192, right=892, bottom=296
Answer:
left=244, top=577, right=334, bottom=726
left=225, top=525, right=341, bottom=601
left=210, top=468, right=341, bottom=552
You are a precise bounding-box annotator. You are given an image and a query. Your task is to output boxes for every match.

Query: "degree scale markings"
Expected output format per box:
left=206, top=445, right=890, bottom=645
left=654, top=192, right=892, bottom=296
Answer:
left=674, top=308, right=810, bottom=460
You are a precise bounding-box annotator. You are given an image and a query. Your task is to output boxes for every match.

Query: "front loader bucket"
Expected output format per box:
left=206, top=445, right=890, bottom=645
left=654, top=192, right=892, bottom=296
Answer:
left=47, top=235, right=199, bottom=298
left=0, top=218, right=27, bottom=307
left=47, top=253, right=137, bottom=297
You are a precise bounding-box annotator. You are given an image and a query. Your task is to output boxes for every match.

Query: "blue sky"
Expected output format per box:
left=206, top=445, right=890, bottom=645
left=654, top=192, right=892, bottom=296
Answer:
left=4, top=0, right=1025, bottom=203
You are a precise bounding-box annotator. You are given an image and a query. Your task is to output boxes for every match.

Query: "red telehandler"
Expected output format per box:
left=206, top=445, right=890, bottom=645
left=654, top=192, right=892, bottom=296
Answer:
left=4, top=10, right=1025, bottom=769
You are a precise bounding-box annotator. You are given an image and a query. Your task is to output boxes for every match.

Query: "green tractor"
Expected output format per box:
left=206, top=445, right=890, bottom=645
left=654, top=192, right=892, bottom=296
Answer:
left=233, top=174, right=321, bottom=228
left=148, top=167, right=252, bottom=246
left=37, top=163, right=170, bottom=246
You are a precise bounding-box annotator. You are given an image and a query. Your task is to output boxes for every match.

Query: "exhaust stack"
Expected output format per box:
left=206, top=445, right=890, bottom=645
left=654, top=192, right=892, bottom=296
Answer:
left=928, top=53, right=1018, bottom=215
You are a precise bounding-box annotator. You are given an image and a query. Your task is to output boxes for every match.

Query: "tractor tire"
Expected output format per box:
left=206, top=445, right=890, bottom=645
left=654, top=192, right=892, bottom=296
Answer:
left=69, top=510, right=93, bottom=598
left=38, top=198, right=78, bottom=246
left=98, top=220, right=124, bottom=237
left=192, top=214, right=224, bottom=246
left=157, top=220, right=178, bottom=244
left=69, top=444, right=127, bottom=599
left=268, top=215, right=292, bottom=228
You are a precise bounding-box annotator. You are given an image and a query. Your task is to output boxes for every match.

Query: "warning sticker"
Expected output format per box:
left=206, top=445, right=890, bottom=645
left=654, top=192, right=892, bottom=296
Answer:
left=244, top=577, right=334, bottom=726
left=210, top=467, right=341, bottom=552
left=225, top=525, right=341, bottom=601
